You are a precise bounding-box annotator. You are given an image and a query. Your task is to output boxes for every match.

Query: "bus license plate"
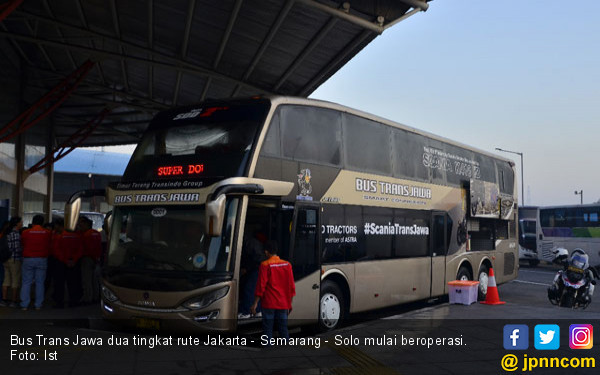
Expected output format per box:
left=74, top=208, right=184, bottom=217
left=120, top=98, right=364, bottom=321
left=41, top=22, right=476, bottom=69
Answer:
left=134, top=317, right=160, bottom=330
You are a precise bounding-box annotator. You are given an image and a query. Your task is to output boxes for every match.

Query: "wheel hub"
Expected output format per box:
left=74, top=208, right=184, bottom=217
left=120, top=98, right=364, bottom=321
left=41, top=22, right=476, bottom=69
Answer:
left=320, top=293, right=340, bottom=328
left=479, top=272, right=489, bottom=295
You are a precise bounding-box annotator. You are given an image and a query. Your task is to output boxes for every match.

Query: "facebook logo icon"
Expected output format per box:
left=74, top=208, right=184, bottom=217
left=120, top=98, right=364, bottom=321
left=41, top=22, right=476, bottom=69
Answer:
left=504, top=325, right=529, bottom=350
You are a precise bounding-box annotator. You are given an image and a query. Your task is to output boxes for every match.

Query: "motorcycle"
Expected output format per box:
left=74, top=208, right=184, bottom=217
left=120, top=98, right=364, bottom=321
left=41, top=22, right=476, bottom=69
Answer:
left=547, top=248, right=598, bottom=309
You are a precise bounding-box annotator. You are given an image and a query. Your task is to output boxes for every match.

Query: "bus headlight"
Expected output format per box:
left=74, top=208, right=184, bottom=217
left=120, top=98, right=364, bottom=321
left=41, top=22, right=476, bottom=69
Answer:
left=101, top=285, right=119, bottom=302
left=183, top=286, right=229, bottom=310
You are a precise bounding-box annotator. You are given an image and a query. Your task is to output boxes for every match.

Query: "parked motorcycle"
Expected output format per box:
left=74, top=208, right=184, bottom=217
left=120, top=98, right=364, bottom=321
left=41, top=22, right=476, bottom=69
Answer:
left=547, top=247, right=598, bottom=309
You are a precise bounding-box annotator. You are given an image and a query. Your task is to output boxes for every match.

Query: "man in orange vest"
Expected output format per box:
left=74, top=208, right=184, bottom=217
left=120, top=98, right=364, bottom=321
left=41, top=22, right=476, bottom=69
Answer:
left=20, top=214, right=51, bottom=310
left=251, top=240, right=295, bottom=343
left=79, top=216, right=102, bottom=304
left=51, top=219, right=83, bottom=308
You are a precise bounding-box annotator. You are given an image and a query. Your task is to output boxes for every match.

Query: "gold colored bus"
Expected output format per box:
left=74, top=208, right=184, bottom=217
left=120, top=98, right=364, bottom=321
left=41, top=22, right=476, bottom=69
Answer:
left=66, top=96, right=518, bottom=332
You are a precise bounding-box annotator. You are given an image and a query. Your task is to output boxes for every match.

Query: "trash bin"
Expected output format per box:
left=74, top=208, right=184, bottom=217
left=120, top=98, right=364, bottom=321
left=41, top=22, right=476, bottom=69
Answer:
left=447, top=280, right=480, bottom=305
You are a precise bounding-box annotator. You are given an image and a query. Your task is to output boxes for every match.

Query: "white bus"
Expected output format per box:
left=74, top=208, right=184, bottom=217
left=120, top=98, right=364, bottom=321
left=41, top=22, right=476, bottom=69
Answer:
left=537, top=204, right=600, bottom=270
left=65, top=96, right=519, bottom=332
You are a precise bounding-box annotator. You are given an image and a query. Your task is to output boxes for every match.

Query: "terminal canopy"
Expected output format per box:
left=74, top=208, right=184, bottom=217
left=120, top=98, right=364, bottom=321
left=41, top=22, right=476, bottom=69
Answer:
left=0, top=0, right=429, bottom=147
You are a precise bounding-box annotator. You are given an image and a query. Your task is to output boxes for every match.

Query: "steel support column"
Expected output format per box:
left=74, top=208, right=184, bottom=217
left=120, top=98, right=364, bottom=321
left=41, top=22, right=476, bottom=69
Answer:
left=44, top=118, right=55, bottom=223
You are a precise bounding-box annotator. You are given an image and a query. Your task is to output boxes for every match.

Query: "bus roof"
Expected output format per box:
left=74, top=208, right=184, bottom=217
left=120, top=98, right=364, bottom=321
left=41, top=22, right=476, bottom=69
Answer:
left=539, top=203, right=600, bottom=210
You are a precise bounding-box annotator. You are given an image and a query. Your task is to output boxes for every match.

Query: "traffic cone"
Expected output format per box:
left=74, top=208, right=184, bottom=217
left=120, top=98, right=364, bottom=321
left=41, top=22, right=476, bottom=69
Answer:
left=480, top=267, right=505, bottom=305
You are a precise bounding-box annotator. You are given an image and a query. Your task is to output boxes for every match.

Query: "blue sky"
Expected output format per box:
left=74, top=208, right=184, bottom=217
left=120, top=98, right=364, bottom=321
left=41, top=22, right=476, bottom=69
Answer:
left=310, top=1, right=600, bottom=206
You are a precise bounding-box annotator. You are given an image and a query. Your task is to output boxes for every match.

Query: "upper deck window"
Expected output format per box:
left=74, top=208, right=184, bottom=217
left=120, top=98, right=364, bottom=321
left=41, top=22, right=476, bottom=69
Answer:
left=343, top=113, right=391, bottom=175
left=277, top=105, right=342, bottom=166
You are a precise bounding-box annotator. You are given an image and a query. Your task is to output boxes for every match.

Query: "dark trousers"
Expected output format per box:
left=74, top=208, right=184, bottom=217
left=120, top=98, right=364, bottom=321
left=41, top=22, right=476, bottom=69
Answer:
left=261, top=308, right=290, bottom=343
left=52, top=260, right=82, bottom=307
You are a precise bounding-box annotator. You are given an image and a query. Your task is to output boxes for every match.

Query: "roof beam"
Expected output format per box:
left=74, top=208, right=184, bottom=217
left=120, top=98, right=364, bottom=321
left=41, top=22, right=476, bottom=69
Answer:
left=109, top=0, right=130, bottom=92
left=298, top=29, right=372, bottom=96
left=231, top=0, right=293, bottom=97
left=201, top=0, right=244, bottom=101
left=0, top=23, right=33, bottom=65
left=296, top=0, right=383, bottom=34
left=75, top=0, right=106, bottom=85
left=147, top=0, right=154, bottom=100
left=273, top=16, right=337, bottom=91
left=23, top=19, right=56, bottom=71
left=296, top=0, right=427, bottom=34
left=173, top=0, right=197, bottom=106
left=42, top=0, right=77, bottom=70
left=0, top=30, right=274, bottom=95
left=28, top=65, right=170, bottom=110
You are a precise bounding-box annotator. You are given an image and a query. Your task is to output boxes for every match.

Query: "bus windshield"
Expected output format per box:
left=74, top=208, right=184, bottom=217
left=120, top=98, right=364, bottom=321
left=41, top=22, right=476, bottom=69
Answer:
left=122, top=102, right=269, bottom=181
left=105, top=199, right=239, bottom=291
left=520, top=220, right=536, bottom=235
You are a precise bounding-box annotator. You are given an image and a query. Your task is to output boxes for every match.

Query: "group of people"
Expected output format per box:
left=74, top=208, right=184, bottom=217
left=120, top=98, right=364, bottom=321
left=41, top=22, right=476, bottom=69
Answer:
left=0, top=214, right=102, bottom=310
left=239, top=232, right=296, bottom=343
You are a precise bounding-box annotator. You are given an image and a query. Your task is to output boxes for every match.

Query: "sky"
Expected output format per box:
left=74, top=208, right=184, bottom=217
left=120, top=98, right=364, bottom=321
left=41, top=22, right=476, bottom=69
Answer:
left=310, top=1, right=600, bottom=206
left=97, top=1, right=600, bottom=207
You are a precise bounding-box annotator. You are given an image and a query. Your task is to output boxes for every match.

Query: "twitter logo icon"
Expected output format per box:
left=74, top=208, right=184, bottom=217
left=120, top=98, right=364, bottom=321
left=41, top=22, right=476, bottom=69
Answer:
left=535, top=324, right=560, bottom=350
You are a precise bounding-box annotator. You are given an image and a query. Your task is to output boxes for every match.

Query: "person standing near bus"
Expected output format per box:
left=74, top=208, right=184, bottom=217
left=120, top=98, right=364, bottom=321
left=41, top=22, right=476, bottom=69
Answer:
left=0, top=220, right=10, bottom=306
left=251, top=240, right=295, bottom=342
left=20, top=214, right=51, bottom=310
left=2, top=217, right=23, bottom=308
left=51, top=219, right=83, bottom=308
left=79, top=216, right=102, bottom=304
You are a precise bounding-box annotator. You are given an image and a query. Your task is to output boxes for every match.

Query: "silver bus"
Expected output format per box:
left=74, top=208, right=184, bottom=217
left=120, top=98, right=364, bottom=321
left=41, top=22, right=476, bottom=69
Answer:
left=537, top=204, right=600, bottom=270
left=66, top=96, right=519, bottom=332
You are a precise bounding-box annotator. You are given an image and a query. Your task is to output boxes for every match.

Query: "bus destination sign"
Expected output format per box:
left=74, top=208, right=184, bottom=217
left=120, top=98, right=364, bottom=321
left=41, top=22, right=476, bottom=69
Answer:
left=157, top=164, right=205, bottom=177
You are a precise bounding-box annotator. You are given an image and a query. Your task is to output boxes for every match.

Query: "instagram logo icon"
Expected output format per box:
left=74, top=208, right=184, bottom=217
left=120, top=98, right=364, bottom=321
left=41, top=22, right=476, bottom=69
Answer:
left=569, top=324, right=593, bottom=349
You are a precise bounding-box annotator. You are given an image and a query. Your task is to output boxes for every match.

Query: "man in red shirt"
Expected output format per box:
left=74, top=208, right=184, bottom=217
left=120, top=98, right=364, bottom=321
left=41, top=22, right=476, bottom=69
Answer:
left=51, top=219, right=83, bottom=308
left=251, top=240, right=295, bottom=342
left=20, top=214, right=51, bottom=310
left=79, top=216, right=102, bottom=304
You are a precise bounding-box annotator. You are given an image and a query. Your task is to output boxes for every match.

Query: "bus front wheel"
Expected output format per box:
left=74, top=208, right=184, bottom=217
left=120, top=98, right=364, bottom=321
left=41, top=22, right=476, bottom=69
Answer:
left=319, top=281, right=345, bottom=331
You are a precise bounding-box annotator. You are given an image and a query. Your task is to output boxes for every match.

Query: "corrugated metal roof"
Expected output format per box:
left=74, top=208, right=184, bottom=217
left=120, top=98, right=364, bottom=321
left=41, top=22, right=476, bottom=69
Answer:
left=0, top=0, right=430, bottom=148
left=54, top=148, right=129, bottom=176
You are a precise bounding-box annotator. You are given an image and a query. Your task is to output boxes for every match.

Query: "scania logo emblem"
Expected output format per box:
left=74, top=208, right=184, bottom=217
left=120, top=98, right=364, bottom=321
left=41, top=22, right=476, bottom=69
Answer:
left=143, top=292, right=150, bottom=300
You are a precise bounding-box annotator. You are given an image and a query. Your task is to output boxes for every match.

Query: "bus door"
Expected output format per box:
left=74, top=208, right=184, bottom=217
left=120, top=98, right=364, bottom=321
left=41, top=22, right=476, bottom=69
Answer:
left=430, top=212, right=449, bottom=296
left=287, top=203, right=321, bottom=323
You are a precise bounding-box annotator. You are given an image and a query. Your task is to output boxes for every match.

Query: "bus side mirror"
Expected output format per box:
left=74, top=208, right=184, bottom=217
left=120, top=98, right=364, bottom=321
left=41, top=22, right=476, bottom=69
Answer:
left=64, top=197, right=82, bottom=231
left=205, top=194, right=226, bottom=237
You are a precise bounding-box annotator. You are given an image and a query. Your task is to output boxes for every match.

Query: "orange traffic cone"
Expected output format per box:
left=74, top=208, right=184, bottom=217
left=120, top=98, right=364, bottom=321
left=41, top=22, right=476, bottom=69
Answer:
left=480, top=267, right=505, bottom=305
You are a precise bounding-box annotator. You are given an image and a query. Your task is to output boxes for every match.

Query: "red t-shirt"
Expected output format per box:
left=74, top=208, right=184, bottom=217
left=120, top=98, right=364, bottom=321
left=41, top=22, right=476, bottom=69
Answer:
left=81, top=229, right=102, bottom=261
left=21, top=225, right=52, bottom=258
left=52, top=231, right=83, bottom=264
left=254, top=255, right=296, bottom=310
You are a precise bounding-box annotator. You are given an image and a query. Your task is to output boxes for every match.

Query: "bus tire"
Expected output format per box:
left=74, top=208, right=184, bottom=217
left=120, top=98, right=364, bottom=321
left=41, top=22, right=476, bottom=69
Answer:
left=477, top=265, right=489, bottom=301
left=319, top=281, right=345, bottom=331
left=456, top=266, right=472, bottom=281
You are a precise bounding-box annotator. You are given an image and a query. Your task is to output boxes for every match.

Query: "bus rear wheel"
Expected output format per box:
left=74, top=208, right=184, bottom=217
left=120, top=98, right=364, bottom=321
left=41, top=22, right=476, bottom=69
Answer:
left=319, top=281, right=345, bottom=331
left=456, top=266, right=472, bottom=282
left=477, top=265, right=489, bottom=301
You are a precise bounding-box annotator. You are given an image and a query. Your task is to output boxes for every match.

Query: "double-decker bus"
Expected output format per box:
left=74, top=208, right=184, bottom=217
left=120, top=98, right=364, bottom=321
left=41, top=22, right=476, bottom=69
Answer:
left=537, top=204, right=600, bottom=270
left=65, top=96, right=518, bottom=332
